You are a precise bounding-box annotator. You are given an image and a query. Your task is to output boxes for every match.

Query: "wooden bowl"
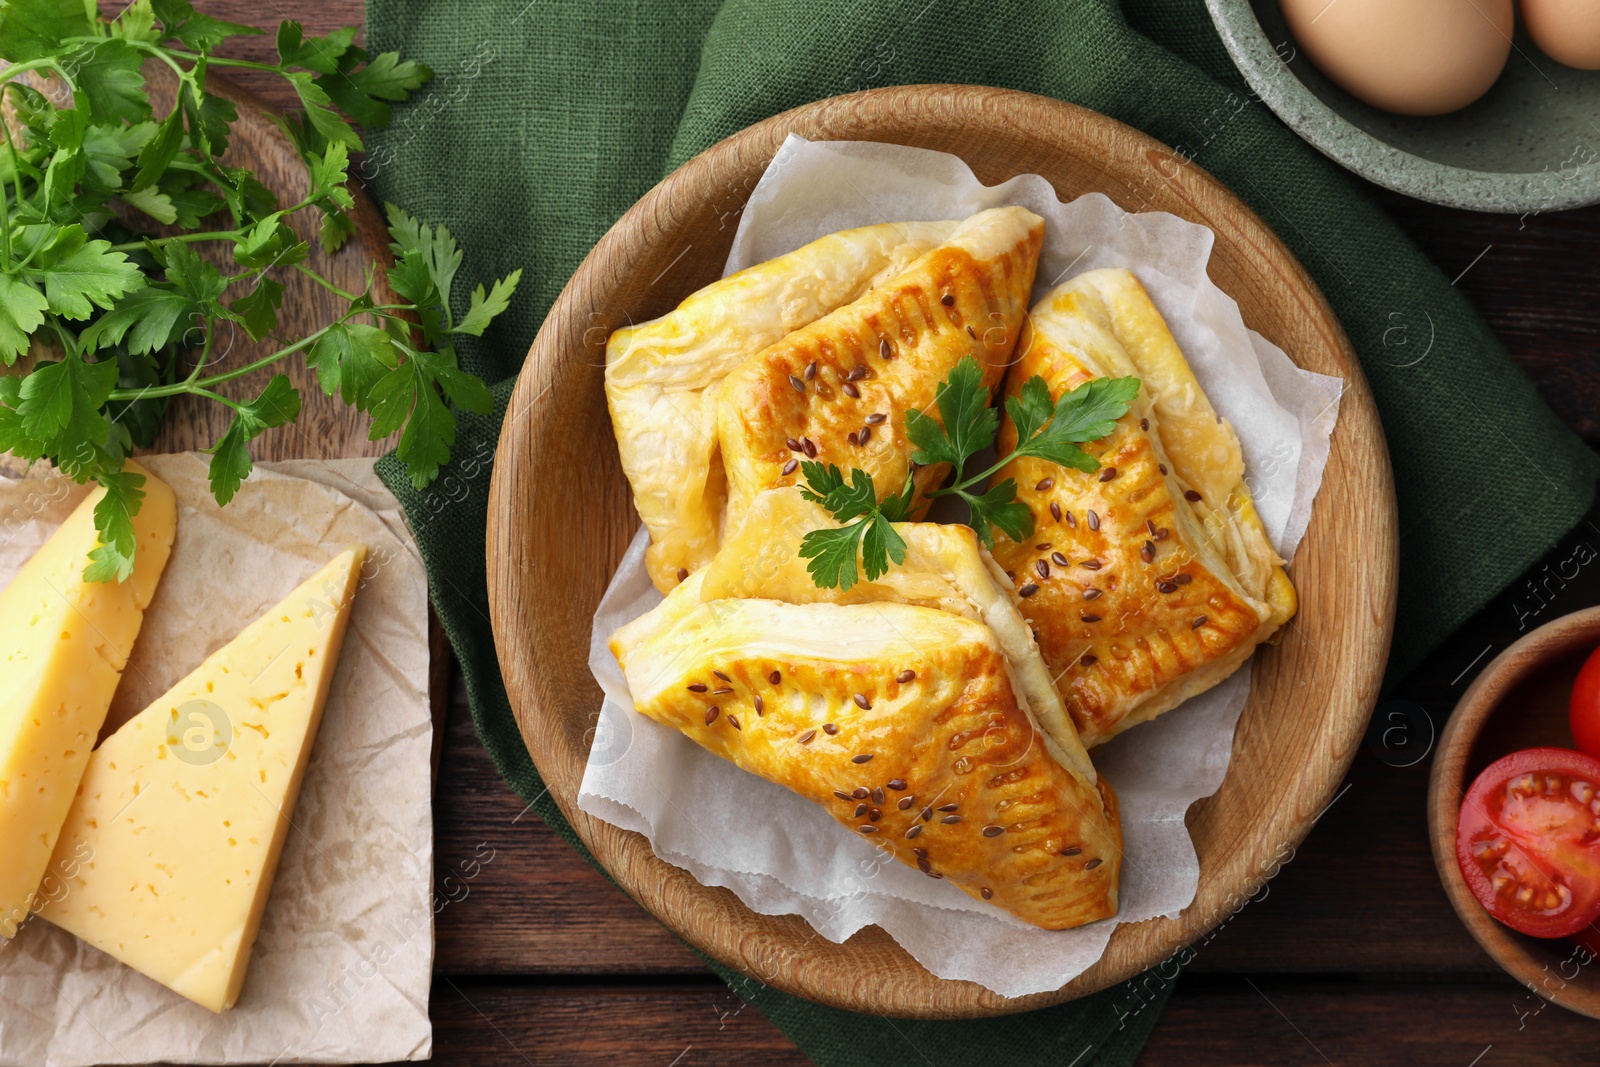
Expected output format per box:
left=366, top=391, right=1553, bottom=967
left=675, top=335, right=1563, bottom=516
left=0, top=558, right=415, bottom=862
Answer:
left=1429, top=607, right=1600, bottom=1020
left=486, top=84, right=1398, bottom=1017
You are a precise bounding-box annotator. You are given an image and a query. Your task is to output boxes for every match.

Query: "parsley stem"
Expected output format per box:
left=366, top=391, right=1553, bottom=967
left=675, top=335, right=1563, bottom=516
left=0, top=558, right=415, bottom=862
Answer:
left=0, top=112, right=28, bottom=231
left=105, top=321, right=341, bottom=401
left=181, top=326, right=217, bottom=386
left=294, top=263, right=359, bottom=303
left=150, top=48, right=285, bottom=74
left=189, top=386, right=245, bottom=415
left=95, top=37, right=194, bottom=81
left=928, top=454, right=1015, bottom=499
left=47, top=316, right=80, bottom=359
left=0, top=57, right=62, bottom=83
left=96, top=40, right=295, bottom=77
left=181, top=327, right=332, bottom=390
left=108, top=230, right=245, bottom=253
left=0, top=160, right=9, bottom=266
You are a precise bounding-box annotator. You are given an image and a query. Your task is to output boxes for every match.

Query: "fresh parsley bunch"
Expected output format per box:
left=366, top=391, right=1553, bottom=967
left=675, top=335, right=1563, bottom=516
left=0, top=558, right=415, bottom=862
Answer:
left=0, top=0, right=518, bottom=581
left=799, top=356, right=1140, bottom=590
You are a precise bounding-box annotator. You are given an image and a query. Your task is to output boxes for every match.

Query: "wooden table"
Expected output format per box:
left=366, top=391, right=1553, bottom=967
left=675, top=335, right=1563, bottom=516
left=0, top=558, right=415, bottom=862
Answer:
left=189, top=4, right=1600, bottom=1061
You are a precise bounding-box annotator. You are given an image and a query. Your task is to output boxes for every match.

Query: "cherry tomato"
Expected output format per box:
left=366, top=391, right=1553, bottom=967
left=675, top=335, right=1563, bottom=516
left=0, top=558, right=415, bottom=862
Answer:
left=1456, top=747, right=1600, bottom=938
left=1570, top=645, right=1600, bottom=760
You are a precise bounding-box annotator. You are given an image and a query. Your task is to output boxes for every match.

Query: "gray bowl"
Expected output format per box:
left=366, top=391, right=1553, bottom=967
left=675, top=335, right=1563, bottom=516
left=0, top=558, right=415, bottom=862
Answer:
left=1207, top=0, right=1600, bottom=213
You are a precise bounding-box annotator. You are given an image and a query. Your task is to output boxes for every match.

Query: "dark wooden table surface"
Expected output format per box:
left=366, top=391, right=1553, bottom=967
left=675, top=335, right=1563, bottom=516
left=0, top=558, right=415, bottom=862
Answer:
left=190, top=3, right=1600, bottom=1062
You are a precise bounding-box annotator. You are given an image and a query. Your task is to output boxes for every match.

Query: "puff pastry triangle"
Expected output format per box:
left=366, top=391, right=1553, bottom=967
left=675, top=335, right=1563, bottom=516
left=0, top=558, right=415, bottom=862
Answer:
left=717, top=206, right=1045, bottom=542
left=606, top=221, right=957, bottom=592
left=610, top=487, right=1121, bottom=930
left=990, top=269, right=1296, bottom=747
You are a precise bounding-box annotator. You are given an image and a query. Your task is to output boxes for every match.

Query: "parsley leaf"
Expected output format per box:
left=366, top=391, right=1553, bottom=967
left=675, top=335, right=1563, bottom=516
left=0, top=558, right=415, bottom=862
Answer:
left=150, top=0, right=260, bottom=52
left=860, top=512, right=908, bottom=585
left=454, top=270, right=523, bottom=337
left=1012, top=375, right=1142, bottom=470
left=1003, top=374, right=1054, bottom=446
left=797, top=461, right=876, bottom=519
left=179, top=82, right=238, bottom=159
left=959, top=479, right=1033, bottom=548
left=798, top=524, right=868, bottom=593
left=68, top=40, right=151, bottom=125
left=385, top=201, right=462, bottom=328
left=306, top=322, right=398, bottom=408
left=366, top=346, right=492, bottom=490
left=316, top=47, right=431, bottom=128
left=17, top=351, right=118, bottom=450
left=208, top=374, right=301, bottom=505
left=275, top=21, right=357, bottom=75
left=81, top=120, right=156, bottom=193
left=231, top=276, right=284, bottom=341
left=796, top=462, right=910, bottom=590
left=110, top=0, right=160, bottom=44
left=80, top=285, right=196, bottom=355
left=0, top=0, right=93, bottom=63
left=25, top=229, right=146, bottom=320
left=83, top=468, right=147, bottom=583
left=904, top=355, right=995, bottom=470
left=131, top=108, right=184, bottom=190
left=120, top=183, right=177, bottom=224
left=160, top=239, right=229, bottom=310
left=0, top=275, right=50, bottom=364
left=285, top=71, right=362, bottom=152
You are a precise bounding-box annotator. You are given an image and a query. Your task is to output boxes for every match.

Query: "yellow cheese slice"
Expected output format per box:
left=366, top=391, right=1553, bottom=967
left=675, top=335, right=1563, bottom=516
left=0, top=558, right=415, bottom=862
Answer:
left=36, top=545, right=366, bottom=1012
left=0, top=462, right=176, bottom=937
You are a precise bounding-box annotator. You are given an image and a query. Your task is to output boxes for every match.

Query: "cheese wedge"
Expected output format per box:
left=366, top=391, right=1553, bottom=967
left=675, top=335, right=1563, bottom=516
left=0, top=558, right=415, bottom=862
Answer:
left=0, top=463, right=176, bottom=937
left=36, top=546, right=366, bottom=1012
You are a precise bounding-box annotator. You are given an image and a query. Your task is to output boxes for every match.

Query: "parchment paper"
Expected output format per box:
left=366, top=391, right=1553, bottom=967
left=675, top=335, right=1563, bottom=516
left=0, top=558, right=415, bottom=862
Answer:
left=0, top=454, right=433, bottom=1065
left=579, top=136, right=1343, bottom=998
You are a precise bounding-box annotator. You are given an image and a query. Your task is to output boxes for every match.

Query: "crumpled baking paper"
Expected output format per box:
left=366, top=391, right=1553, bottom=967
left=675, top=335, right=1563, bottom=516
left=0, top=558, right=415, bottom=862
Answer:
left=0, top=455, right=433, bottom=1065
left=579, top=136, right=1343, bottom=998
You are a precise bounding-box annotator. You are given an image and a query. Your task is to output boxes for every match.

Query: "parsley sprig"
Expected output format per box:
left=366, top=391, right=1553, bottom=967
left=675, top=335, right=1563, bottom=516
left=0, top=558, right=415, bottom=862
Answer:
left=796, top=462, right=916, bottom=593
left=798, top=356, right=1139, bottom=590
left=0, top=0, right=519, bottom=581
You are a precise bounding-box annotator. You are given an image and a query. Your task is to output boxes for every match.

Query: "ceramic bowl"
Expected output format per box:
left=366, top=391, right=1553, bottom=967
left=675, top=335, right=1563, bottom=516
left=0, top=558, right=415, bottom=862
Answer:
left=1207, top=0, right=1600, bottom=213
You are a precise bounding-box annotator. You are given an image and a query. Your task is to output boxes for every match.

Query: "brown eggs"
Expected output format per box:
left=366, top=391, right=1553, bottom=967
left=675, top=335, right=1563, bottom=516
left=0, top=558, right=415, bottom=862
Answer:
left=1281, top=0, right=1513, bottom=116
left=1522, top=0, right=1600, bottom=70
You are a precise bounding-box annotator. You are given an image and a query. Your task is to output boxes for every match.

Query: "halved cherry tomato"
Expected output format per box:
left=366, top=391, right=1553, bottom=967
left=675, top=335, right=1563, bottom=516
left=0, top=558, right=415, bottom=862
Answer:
left=1570, top=645, right=1600, bottom=760
left=1456, top=747, right=1600, bottom=938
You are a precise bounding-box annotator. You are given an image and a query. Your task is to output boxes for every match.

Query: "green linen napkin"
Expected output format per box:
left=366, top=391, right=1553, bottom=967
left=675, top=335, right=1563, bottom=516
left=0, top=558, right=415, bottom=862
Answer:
left=363, top=0, right=1599, bottom=1062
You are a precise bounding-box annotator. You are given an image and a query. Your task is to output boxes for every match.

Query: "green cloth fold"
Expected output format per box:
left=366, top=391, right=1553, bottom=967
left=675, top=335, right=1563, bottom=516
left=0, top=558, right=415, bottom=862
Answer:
left=362, top=0, right=1598, bottom=1063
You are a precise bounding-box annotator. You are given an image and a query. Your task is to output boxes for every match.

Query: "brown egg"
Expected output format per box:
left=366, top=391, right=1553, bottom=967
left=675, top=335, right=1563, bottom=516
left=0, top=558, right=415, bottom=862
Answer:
left=1281, top=0, right=1513, bottom=116
left=1522, top=0, right=1600, bottom=70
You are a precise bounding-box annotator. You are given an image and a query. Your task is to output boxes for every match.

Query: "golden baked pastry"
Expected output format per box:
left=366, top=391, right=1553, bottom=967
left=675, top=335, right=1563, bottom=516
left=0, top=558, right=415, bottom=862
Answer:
left=606, top=221, right=957, bottom=593
left=716, top=206, right=1045, bottom=542
left=699, top=487, right=1097, bottom=782
left=610, top=487, right=1121, bottom=931
left=990, top=268, right=1296, bottom=748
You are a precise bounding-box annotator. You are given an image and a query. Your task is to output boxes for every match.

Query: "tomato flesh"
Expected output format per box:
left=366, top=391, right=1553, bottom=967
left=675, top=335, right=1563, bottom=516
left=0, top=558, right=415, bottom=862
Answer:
left=1570, top=645, right=1600, bottom=761
left=1456, top=747, right=1600, bottom=938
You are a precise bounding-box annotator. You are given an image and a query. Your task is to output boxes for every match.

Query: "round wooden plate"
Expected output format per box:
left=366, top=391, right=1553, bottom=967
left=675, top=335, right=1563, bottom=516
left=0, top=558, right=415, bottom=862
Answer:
left=486, top=84, right=1398, bottom=1018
